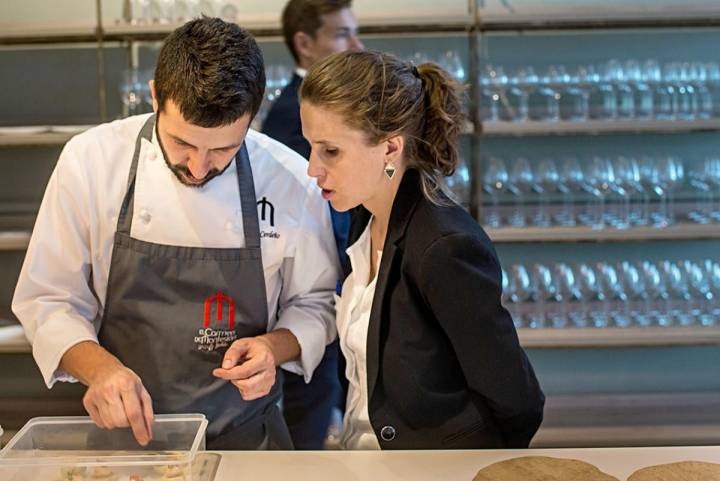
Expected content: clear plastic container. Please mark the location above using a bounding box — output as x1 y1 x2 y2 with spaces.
0 414 208 481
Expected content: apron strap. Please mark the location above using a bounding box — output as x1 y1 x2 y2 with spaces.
116 115 156 235
236 143 261 249
115 115 262 250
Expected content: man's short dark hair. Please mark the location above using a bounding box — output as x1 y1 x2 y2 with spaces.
154 17 265 127
282 0 352 64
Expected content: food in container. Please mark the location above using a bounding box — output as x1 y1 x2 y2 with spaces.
0 415 207 481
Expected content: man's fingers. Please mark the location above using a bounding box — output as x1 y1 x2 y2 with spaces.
96 398 120 430
106 394 132 429
120 387 150 446
140 388 155 441
231 369 276 401
221 340 250 370
83 395 105 429
213 355 264 381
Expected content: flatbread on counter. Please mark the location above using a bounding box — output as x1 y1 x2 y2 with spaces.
473 456 619 481
628 461 720 481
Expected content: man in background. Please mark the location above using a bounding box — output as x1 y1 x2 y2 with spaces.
262 0 363 449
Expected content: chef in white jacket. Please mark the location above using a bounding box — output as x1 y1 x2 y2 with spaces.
12 18 339 450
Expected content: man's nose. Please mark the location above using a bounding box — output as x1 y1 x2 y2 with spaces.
187 152 212 179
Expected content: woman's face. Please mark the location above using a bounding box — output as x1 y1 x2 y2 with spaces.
301 102 389 212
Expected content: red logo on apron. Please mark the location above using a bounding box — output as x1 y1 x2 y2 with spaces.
204 291 236 330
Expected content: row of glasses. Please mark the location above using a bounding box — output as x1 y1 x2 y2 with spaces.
124 0 238 24
407 50 467 83
446 158 471 205
688 156 720 224
502 259 720 329
481 155 687 229
480 60 720 122
119 68 154 117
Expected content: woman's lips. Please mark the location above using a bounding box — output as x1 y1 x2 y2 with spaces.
321 188 334 200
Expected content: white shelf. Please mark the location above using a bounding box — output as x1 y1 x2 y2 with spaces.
0 231 31 250
519 325 720 348
0 22 97 44
486 223 720 243
101 16 470 42
481 118 720 136
476 2 720 29
0 126 92 147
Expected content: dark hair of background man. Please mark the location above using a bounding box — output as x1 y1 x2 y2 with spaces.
282 0 353 64
154 17 266 128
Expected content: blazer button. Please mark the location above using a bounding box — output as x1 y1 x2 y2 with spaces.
380 425 396 442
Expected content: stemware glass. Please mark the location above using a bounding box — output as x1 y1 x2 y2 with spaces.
605 59 635 120
577 263 604 328
586 64 617 120
645 60 675 120
535 158 562 227
625 59 653 120
508 157 534 227
482 157 509 228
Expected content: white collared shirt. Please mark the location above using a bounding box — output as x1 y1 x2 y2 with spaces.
12 113 340 387
336 219 381 450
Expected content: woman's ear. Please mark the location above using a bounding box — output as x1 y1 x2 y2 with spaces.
385 134 405 163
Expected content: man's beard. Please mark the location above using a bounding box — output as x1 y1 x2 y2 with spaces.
156 118 233 188
163 155 230 188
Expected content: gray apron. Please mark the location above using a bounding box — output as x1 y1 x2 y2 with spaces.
98 115 292 450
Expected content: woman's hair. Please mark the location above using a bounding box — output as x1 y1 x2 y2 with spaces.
299 50 464 204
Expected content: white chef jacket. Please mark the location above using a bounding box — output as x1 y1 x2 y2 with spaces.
12 113 340 388
336 219 381 450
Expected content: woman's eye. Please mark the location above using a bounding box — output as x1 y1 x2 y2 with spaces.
325 148 338 156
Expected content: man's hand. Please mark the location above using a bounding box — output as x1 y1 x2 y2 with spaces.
212 337 278 400
83 364 154 446
212 329 300 401
60 341 154 446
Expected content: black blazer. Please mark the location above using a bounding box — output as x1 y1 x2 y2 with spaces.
344 169 544 449
261 73 311 159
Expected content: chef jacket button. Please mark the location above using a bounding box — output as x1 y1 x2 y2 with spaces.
380 425 396 442
147 151 157 161
139 210 152 224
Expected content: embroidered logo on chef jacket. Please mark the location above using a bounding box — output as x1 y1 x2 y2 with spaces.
194 291 238 352
257 196 280 239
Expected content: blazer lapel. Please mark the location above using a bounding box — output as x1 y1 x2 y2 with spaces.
366 169 424 403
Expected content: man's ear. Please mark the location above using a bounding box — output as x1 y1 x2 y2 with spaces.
149 79 159 113
293 31 316 66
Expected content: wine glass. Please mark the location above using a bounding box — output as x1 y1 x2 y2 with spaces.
482 157 509 228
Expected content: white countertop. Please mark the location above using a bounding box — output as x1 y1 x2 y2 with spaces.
210 446 720 481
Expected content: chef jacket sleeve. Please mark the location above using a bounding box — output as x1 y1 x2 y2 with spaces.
273 185 340 383
12 138 101 388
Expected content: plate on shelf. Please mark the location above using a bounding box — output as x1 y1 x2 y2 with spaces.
50 125 95 134
0 126 51 135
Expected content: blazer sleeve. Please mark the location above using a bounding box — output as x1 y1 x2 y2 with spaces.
418 232 545 447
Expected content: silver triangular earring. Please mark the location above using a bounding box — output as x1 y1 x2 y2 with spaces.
384 162 396 179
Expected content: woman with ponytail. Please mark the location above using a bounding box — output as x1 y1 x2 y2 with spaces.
299 50 544 449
